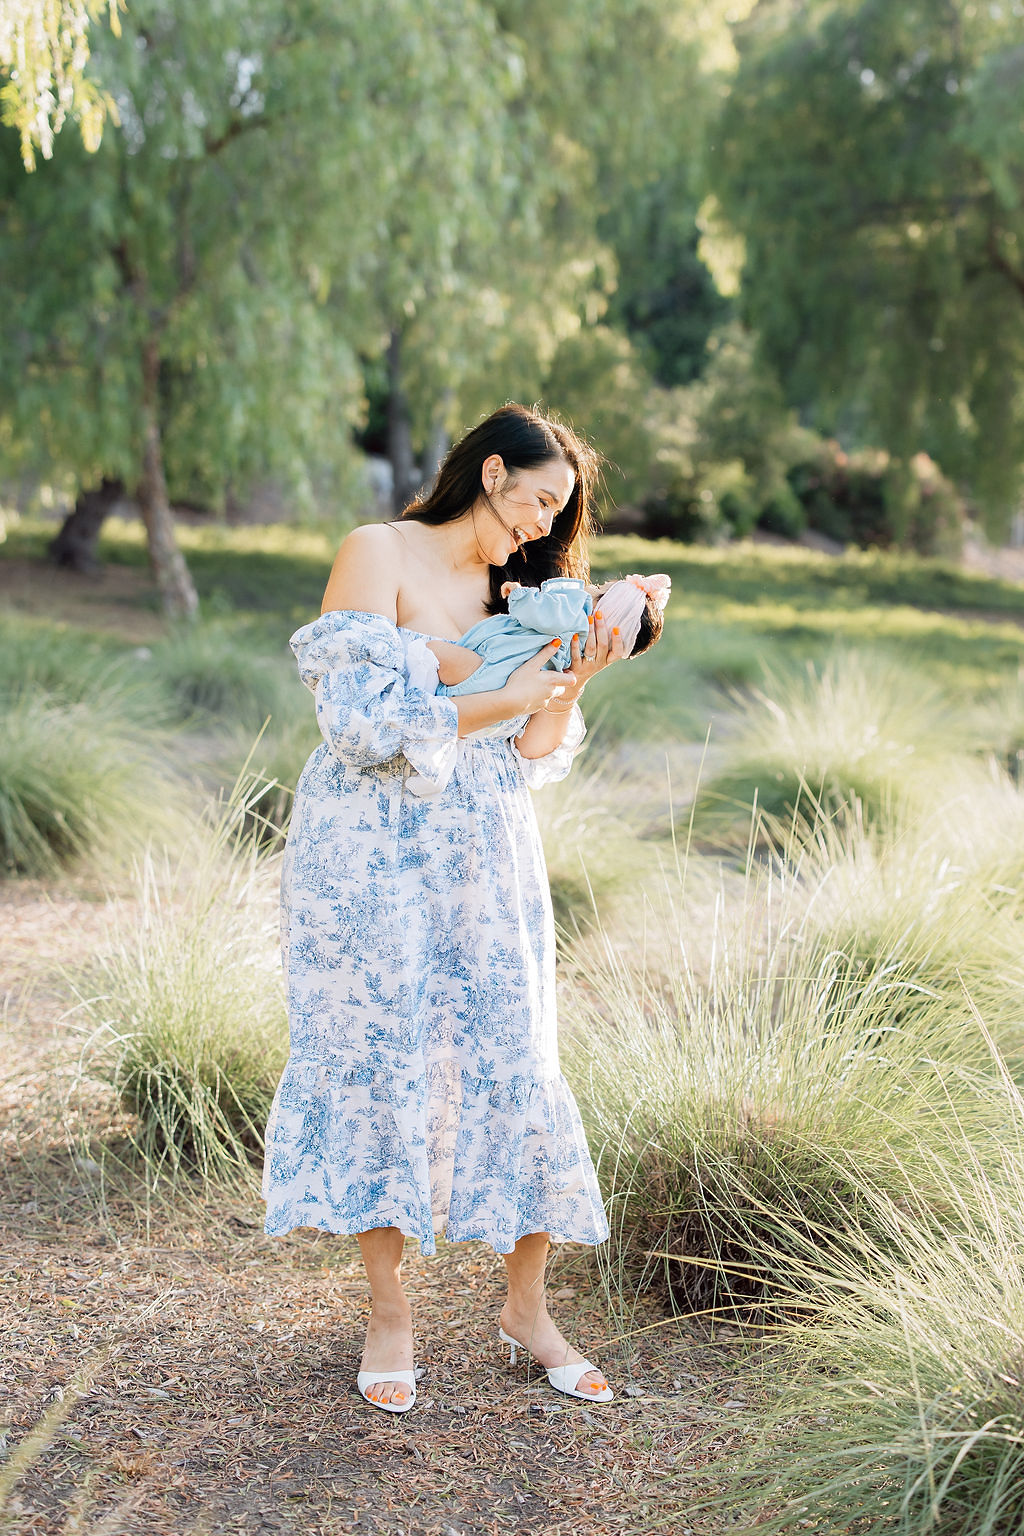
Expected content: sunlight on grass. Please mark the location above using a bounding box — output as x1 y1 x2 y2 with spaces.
70 797 288 1190
697 1039 1024 1534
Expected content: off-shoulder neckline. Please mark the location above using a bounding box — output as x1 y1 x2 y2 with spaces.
317 606 472 646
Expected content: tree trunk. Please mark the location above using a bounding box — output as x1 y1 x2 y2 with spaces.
48 478 125 572
386 328 421 514
421 389 453 491
138 340 199 621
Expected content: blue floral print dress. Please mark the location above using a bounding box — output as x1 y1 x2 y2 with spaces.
261 608 610 1257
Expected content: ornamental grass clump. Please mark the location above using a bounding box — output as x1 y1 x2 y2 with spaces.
562 829 1003 1320
0 692 169 876
73 805 288 1189
691 650 965 840
703 1056 1024 1536
0 613 157 715
780 793 1024 1065
148 621 299 731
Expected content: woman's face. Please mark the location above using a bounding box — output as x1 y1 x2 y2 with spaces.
477 454 575 563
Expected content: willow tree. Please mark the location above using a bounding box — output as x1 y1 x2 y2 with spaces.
0 0 120 169
708 0 1024 533
0 0 537 613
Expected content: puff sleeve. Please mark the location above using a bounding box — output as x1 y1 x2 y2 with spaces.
510 701 587 789
290 610 459 791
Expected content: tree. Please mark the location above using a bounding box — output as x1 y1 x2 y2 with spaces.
0 0 120 169
368 0 735 503
708 0 1024 533
0 0 531 612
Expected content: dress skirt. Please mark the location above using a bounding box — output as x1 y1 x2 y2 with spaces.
260 609 609 1256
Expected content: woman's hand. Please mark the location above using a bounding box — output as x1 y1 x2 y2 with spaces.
503 640 579 716
550 607 624 709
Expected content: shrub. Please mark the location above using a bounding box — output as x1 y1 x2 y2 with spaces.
789 441 966 558
72 808 288 1188
0 693 169 876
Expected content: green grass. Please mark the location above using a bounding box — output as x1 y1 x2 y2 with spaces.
689 650 975 838
562 803 1011 1319
71 799 288 1188
699 1058 1024 1534
0 692 175 876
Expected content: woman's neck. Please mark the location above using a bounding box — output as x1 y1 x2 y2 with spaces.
417 507 492 574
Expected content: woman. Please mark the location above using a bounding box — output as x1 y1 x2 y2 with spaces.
262 404 623 1414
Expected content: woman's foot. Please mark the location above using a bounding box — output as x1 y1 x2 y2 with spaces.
499 1299 609 1396
359 1299 415 1406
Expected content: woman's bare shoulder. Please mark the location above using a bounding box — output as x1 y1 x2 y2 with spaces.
321 523 407 618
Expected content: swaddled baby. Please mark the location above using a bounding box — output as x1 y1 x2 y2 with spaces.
421 572 671 697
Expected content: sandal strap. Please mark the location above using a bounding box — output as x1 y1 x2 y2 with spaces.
357 1369 417 1390
547 1359 602 1394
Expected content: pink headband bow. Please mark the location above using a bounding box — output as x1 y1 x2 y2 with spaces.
625 573 671 612
596 572 672 657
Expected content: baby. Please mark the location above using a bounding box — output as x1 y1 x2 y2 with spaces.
426 573 671 697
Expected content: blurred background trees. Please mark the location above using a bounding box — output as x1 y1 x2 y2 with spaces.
1 0 1023 613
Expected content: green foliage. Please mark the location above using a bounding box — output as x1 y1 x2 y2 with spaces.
541 327 670 513
0 0 121 169
710 0 1024 533
789 441 966 557
603 174 730 388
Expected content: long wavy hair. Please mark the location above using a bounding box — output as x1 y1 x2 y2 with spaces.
396 403 600 615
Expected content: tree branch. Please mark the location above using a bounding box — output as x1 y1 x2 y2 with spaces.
203 112 273 158
987 225 1024 302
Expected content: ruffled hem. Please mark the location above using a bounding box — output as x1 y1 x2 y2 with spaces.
261 1054 609 1257
260 1207 589 1257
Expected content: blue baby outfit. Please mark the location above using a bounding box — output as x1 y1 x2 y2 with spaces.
437 578 592 697
261 609 609 1257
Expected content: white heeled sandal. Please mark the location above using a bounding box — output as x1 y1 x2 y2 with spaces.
356 1368 417 1414
498 1326 614 1403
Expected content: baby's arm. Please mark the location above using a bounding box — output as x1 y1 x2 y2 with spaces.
426 638 483 686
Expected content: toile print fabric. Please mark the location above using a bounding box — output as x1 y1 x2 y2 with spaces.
261 608 609 1256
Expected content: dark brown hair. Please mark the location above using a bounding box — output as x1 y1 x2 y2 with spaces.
632 595 664 657
397 403 600 615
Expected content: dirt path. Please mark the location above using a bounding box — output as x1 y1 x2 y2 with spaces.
1 885 741 1536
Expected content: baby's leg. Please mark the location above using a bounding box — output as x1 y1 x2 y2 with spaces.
426 639 483 687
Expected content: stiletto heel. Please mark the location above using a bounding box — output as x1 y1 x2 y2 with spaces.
498 1324 520 1365
497 1325 614 1403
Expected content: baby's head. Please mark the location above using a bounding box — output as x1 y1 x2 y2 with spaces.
589 573 670 658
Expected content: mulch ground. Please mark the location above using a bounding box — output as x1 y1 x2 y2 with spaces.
1 889 749 1536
